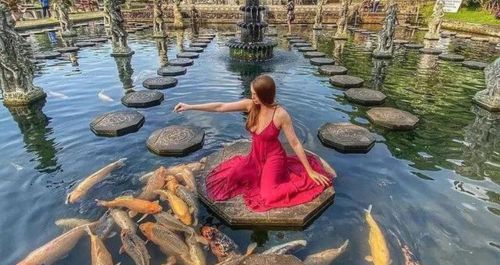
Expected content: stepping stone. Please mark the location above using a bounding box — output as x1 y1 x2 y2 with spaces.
266 33 278 37
32 30 45 34
169 58 194 67
304 51 325 58
143 77 178 89
20 33 30 37
319 65 348 75
193 39 211 44
126 29 136 33
221 32 236 36
462 60 488 70
199 33 215 38
177 52 199 59
344 88 386 105
286 35 301 40
329 75 364 88
419 48 443 55
367 107 419 130
34 52 61 59
75 41 96 47
183 47 204 53
90 110 145 137
157 66 187 76
438 53 465 62
121 90 164 108
89 38 108 43
147 125 205 156
293 43 311 47
442 31 456 36
418 27 428 31
441 32 451 38
56 47 80 53
289 39 305 44
190 42 208 48
456 34 472 39
403 43 424 49
297 47 316 52
471 37 489 42
318 122 375 153
310 57 335 66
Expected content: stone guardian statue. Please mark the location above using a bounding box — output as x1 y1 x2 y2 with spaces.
104 0 134 56
313 0 326 30
474 57 500 112
334 0 352 40
153 0 167 38
424 0 444 40
372 0 397 58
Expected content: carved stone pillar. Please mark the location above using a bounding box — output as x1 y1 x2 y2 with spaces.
333 0 351 40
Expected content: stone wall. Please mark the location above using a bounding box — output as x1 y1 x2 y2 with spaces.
442 21 500 38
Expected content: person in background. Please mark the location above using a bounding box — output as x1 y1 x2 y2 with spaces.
40 0 50 18
372 0 381 12
286 0 295 35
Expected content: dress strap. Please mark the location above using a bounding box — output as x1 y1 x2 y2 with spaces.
272 106 278 120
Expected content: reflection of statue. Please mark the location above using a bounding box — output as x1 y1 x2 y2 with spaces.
104 0 134 56
176 30 185 50
190 5 200 36
8 100 58 173
334 0 351 40
313 0 326 30
0 3 46 106
173 0 185 29
54 0 76 37
474 57 500 112
372 1 397 58
311 29 320 49
371 59 389 90
156 38 168 67
153 0 167 38
424 0 444 40
333 40 346 63
113 55 134 91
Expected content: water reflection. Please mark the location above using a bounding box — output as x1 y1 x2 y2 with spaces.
113 55 134 91
156 38 169 67
370 58 389 90
333 39 346 64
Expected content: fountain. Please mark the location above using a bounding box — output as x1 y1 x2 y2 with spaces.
104 0 134 57
153 0 167 38
227 0 276 61
473 57 500 112
0 3 46 106
372 1 397 59
333 0 352 40
424 0 444 40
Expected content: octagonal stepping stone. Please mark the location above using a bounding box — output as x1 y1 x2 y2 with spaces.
438 53 465 62
419 48 443 55
126 29 136 33
34 51 61 59
456 34 472 39
367 107 419 130
289 39 305 44
90 110 145 137
462 60 488 70
196 140 335 228
190 42 208 48
199 33 215 38
143 77 178 89
329 75 364 88
304 51 326 58
293 43 311 47
319 65 348 75
297 47 316 52
75 41 96 47
310 57 335 66
183 47 204 53
286 35 301 40
344 88 386 105
89 38 108 43
194 39 211 44
157 66 187 76
169 58 194 67
404 43 424 49
147 125 204 156
221 32 236 36
121 90 164 108
318 122 375 153
56 46 80 53
394 39 410 45
177 52 199 59
20 33 31 37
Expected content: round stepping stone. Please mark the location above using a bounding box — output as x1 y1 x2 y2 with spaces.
462 60 488 70
394 39 410 45
157 66 187 76
297 47 316 52
266 33 278 37
56 47 80 53
89 38 108 43
419 48 443 55
20 33 30 37
304 51 326 58
367 107 419 130
438 53 465 62
90 110 145 137
456 34 472 39
194 39 211 44
177 52 199 59
293 43 311 47
190 42 208 48
34 51 61 59
147 125 205 156
329 75 364 88
441 32 451 38
199 33 215 38
183 47 204 53
143 77 178 89
471 37 489 42
121 90 164 108
310 57 335 66
289 39 305 44
221 32 236 36
169 58 194 67
75 41 96 47
319 65 348 75
403 43 424 49
126 29 136 33
344 88 386 105
318 122 375 153
286 35 301 40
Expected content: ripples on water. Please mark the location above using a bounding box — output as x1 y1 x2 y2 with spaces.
1 22 499 264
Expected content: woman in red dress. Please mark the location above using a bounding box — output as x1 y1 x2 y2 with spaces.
174 75 333 212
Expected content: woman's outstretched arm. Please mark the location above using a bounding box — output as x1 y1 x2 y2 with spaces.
174 99 252 113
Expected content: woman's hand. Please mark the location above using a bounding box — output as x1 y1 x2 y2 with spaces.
308 170 331 187
174 102 191 112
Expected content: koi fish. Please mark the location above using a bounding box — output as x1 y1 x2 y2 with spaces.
154 190 192 225
303 239 349 265
96 196 162 215
364 205 390 265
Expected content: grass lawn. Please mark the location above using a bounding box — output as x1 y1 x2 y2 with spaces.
422 4 500 26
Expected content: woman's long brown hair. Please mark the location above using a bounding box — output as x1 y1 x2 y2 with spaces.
246 75 277 131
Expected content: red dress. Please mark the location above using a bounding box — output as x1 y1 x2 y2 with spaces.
206 109 333 212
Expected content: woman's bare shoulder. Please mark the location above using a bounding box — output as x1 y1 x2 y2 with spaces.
275 106 291 125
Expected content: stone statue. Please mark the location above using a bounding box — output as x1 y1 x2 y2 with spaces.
474 57 500 112
54 0 76 37
334 0 352 40
173 0 185 29
424 0 444 40
313 0 326 30
104 0 134 56
372 0 397 58
0 2 45 106
190 4 200 35
153 0 167 37
156 38 168 67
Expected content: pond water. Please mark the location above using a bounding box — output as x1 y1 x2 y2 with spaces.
1 22 499 265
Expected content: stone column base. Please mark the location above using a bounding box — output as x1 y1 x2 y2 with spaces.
111 48 135 57
372 50 393 59
473 89 500 112
2 87 46 107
